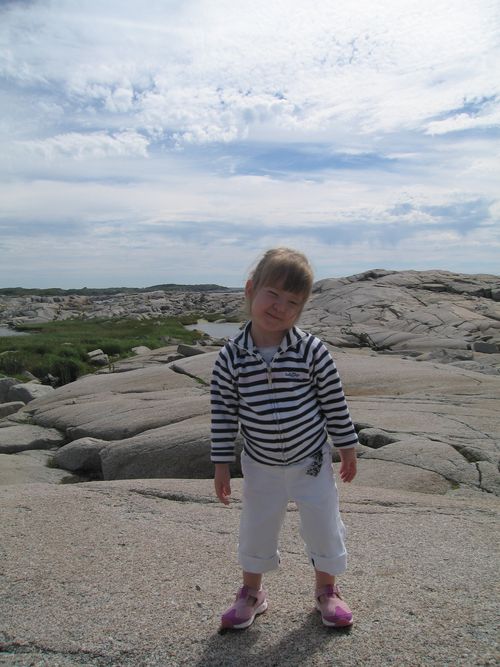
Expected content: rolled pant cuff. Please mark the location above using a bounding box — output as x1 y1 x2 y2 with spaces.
238 551 280 574
309 551 347 576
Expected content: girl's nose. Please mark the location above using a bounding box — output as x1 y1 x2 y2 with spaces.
273 297 286 313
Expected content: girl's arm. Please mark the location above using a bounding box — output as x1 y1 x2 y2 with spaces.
210 348 239 463
312 340 359 450
339 447 357 482
214 463 232 505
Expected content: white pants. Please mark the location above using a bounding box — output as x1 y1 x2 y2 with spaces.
238 446 347 576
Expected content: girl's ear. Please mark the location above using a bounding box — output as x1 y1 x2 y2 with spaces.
245 279 254 300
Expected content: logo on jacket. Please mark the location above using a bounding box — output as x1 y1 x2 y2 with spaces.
285 371 300 378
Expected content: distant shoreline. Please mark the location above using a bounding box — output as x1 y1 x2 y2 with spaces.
0 285 242 297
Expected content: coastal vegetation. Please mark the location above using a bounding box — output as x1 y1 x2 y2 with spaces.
0 316 205 386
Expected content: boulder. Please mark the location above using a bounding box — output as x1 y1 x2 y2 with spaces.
360 437 480 489
7 382 54 404
0 377 18 402
22 364 211 442
53 437 107 474
131 345 152 355
171 351 219 384
0 423 66 454
0 401 25 418
31 388 209 441
87 348 105 359
100 416 243 480
87 350 109 366
25 364 196 403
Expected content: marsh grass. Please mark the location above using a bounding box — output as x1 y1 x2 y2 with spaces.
0 317 202 386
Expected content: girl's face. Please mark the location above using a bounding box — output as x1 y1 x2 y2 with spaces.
245 280 306 343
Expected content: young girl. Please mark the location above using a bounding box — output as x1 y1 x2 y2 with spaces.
211 248 358 630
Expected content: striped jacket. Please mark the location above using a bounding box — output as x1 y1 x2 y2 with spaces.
210 322 359 465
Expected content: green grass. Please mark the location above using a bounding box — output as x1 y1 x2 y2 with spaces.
0 317 203 387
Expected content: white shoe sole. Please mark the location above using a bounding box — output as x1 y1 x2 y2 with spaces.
232 600 268 629
315 602 353 627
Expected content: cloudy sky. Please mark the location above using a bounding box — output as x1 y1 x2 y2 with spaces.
1 0 499 288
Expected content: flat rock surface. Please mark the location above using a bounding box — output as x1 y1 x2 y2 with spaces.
0 478 498 667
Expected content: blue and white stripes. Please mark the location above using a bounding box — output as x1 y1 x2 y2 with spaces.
211 322 358 465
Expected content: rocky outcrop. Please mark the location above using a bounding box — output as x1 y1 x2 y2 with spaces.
0 345 498 496
1 269 499 494
0 289 244 327
301 269 500 373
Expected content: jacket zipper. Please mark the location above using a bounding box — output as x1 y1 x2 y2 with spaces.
266 361 286 463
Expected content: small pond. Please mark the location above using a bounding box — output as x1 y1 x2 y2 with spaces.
185 320 243 339
0 326 29 337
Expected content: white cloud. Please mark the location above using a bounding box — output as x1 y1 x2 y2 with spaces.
426 109 500 135
2 0 499 144
0 0 499 286
19 130 150 160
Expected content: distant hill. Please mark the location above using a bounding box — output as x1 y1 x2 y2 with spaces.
0 284 240 297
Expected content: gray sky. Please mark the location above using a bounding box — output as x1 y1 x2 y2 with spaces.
1 0 499 287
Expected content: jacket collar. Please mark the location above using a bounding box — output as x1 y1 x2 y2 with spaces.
233 321 307 355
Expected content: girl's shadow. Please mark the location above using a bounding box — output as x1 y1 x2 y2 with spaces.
194 609 352 667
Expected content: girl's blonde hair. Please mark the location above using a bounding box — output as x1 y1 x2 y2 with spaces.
249 248 314 298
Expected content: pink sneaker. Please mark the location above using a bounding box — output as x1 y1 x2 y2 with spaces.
315 584 353 627
220 585 268 629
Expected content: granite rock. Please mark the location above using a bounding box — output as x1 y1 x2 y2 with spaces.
0 479 498 667
53 436 107 474
0 377 18 402
0 401 25 418
7 382 55 404
1 270 498 495
0 422 66 453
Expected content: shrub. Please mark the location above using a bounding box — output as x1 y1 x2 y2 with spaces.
0 352 26 376
51 358 86 384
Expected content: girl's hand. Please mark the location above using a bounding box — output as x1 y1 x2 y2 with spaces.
214 464 232 505
339 448 357 483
